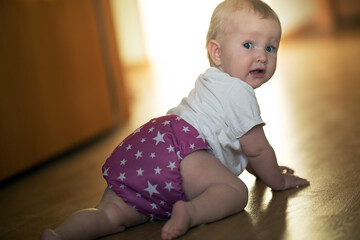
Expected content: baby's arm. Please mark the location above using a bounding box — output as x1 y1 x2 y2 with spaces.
240 125 310 191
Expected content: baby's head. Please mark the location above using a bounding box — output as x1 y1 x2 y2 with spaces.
206 0 282 88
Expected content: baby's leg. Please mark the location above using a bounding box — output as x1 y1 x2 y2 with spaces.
41 187 148 240
161 150 248 240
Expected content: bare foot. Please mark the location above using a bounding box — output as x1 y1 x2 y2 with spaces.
161 200 193 240
40 229 61 240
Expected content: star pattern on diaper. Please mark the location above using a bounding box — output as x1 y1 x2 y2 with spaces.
144 181 160 197
154 166 162 175
102 116 211 220
103 167 109 176
137 168 144 176
167 161 177 171
135 150 143 159
164 182 174 192
153 131 166 145
118 172 126 182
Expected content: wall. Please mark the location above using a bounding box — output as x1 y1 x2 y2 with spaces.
270 0 314 35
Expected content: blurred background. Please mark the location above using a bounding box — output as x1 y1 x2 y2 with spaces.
1 0 359 182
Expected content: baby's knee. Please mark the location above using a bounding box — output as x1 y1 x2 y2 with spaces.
40 229 61 240
231 179 249 208
98 197 149 228
98 202 126 230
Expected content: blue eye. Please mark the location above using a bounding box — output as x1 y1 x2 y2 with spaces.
266 46 276 53
243 42 253 49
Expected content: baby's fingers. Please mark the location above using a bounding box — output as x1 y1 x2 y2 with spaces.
280 166 294 174
295 176 310 187
284 174 310 190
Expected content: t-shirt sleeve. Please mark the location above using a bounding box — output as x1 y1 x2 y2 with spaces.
222 81 264 138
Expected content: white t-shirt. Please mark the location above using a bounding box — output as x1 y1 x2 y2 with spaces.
168 67 264 175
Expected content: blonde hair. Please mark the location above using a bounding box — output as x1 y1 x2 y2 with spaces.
206 0 281 65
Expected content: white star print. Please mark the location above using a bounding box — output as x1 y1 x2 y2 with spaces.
167 161 177 171
148 127 155 133
160 200 165 205
162 120 171 126
190 143 195 149
152 120 157 123
140 138 146 143
103 167 109 176
120 184 126 189
164 182 174 192
182 126 190 133
132 127 142 135
176 117 181 120
167 145 174 153
118 142 124 147
136 193 142 198
126 144 132 151
150 152 156 159
154 166 162 175
177 151 182 160
120 159 127 165
144 181 159 197
135 150 143 159
150 203 158 209
136 168 144 176
153 131 165 145
197 134 206 143
166 212 171 217
118 172 126 182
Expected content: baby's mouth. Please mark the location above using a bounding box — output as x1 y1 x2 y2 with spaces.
249 69 265 77
250 69 264 74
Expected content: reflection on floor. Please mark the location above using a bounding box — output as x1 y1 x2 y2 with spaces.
1 29 360 240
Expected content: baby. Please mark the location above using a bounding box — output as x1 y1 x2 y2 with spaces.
41 0 310 240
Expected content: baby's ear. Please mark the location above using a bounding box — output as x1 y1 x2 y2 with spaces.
207 40 221 67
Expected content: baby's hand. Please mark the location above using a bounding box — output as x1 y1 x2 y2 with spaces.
280 166 310 190
279 166 294 174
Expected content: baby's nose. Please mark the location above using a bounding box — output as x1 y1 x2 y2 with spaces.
255 49 268 63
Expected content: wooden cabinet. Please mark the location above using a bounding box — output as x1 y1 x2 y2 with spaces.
0 0 129 181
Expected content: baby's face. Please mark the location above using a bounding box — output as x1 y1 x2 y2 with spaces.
218 10 281 88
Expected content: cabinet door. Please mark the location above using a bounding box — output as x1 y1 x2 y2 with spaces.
0 0 126 181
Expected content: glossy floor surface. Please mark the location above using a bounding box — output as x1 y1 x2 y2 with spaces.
1 30 360 240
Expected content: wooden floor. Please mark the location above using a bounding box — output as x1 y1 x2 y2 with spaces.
1 29 360 240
